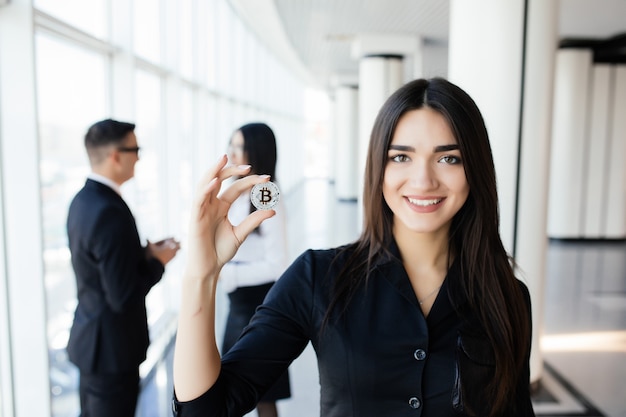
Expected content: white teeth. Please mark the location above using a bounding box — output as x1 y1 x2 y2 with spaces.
407 197 442 206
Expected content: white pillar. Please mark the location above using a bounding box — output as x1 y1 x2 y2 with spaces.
449 0 525 250
515 0 558 387
548 50 626 240
605 65 626 238
547 49 593 238
328 92 337 185
355 56 403 228
408 37 425 80
584 64 613 238
334 85 359 201
351 33 419 227
0 1 52 416
449 0 557 384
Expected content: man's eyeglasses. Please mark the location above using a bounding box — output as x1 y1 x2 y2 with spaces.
117 146 141 155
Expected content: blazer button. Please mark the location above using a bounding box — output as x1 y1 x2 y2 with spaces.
408 396 421 409
413 348 427 361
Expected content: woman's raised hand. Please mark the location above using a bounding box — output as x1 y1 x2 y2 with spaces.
174 154 275 401
184 154 276 282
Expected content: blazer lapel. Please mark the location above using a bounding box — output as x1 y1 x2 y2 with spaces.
375 240 461 325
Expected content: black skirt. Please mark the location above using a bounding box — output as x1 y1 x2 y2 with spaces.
222 282 291 402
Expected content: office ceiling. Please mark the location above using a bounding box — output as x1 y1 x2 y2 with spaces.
229 0 626 91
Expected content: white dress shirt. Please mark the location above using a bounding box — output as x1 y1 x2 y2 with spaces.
219 191 288 293
88 172 122 195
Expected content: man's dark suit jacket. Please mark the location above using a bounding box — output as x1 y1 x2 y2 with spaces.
66 178 165 374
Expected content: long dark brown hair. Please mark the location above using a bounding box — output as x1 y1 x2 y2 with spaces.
326 77 531 415
232 122 278 233
238 122 278 180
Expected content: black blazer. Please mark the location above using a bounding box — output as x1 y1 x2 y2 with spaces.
173 243 535 417
66 179 164 374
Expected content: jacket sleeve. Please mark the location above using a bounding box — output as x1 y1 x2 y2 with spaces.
173 250 316 416
92 204 164 312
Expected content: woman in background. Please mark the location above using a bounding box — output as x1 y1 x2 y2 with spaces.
220 122 290 417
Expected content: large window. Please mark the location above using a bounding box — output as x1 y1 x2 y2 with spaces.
36 33 109 416
133 0 161 63
35 0 107 38
1 1 309 416
128 69 165 240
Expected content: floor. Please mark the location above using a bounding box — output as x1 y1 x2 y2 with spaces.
58 177 626 417
538 239 626 416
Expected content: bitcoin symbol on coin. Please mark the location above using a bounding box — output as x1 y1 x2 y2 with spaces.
250 181 280 210
260 188 272 204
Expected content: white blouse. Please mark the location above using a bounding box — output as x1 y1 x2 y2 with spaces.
219 191 288 293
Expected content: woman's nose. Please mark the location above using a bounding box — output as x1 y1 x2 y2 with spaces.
410 160 437 189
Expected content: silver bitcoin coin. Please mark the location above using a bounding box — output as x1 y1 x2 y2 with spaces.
250 181 280 210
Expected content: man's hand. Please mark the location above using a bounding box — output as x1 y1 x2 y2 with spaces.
148 237 181 266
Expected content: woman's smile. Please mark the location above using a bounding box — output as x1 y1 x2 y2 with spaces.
383 107 469 236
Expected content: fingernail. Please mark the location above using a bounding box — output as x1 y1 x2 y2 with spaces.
238 165 251 169
259 175 270 179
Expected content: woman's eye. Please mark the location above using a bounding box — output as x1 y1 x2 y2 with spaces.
439 155 461 164
390 154 410 163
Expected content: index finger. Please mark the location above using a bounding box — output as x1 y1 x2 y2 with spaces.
193 156 251 204
219 174 271 205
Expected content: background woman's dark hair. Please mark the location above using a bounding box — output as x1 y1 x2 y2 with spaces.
238 122 277 179
326 77 531 416
236 122 278 231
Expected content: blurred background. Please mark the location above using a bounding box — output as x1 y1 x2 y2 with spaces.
0 0 625 416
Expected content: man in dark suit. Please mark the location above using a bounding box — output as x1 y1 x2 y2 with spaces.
66 119 180 417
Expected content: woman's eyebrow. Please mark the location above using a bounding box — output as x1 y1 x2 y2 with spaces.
434 144 459 152
388 144 459 152
389 144 414 152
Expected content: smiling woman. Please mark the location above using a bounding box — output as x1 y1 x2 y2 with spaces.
172 77 536 417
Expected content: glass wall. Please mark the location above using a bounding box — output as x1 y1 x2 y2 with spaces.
1 0 309 415
35 33 109 411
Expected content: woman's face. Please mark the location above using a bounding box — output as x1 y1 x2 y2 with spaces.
382 108 469 237
228 130 247 166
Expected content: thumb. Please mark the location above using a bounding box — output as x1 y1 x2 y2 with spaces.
233 209 276 242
